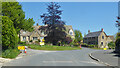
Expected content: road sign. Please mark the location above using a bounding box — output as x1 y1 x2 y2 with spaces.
40 42 44 45
42 39 45 42
18 46 25 50
103 48 107 50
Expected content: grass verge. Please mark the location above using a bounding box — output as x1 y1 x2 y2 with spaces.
91 48 103 50
25 44 82 51
2 48 20 59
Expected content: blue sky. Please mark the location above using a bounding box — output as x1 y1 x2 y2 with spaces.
19 2 118 36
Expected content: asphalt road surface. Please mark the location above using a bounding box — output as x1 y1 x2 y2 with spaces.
3 47 105 66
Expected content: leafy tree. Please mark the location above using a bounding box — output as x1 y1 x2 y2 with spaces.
74 30 83 44
116 33 120 39
40 2 66 45
2 2 25 34
22 18 35 32
2 2 35 43
2 16 19 50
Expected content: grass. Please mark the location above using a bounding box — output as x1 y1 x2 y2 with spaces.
2 48 20 59
91 47 103 50
25 44 82 51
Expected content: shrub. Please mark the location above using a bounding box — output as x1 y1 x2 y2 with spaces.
74 42 80 47
108 42 115 48
38 39 40 42
35 41 39 45
2 16 19 50
64 37 72 44
29 40 33 42
2 48 20 59
19 41 26 44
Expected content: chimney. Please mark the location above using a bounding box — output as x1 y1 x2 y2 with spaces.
101 28 104 32
88 30 90 33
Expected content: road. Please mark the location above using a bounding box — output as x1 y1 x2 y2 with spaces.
2 47 105 66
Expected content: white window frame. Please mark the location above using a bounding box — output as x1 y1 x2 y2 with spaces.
33 37 38 40
69 29 73 36
23 36 26 40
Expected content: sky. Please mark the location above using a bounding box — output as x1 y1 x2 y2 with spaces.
18 2 118 36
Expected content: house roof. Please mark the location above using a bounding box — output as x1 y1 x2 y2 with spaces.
107 36 115 41
20 30 31 36
84 31 102 38
20 25 74 37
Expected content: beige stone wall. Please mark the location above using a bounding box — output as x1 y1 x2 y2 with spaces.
20 36 23 41
30 31 40 42
83 37 98 45
98 32 108 48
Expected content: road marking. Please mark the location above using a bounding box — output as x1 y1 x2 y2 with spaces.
43 61 73 63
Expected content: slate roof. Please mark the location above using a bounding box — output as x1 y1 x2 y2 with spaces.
20 25 74 37
20 30 31 36
84 31 102 38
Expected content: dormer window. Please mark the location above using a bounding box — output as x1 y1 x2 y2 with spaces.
69 29 73 36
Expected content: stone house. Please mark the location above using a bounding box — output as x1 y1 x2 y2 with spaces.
20 25 75 43
83 28 115 48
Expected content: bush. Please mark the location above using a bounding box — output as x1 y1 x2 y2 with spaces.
35 41 39 45
64 37 72 44
19 41 26 44
29 40 33 42
2 48 20 59
81 43 88 47
2 16 19 50
108 42 115 48
38 39 40 42
74 42 80 47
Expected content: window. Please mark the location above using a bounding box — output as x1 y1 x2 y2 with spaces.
70 32 73 35
33 37 38 40
40 37 44 40
69 29 73 35
23 31 26 34
102 36 104 39
23 36 26 40
92 37 95 39
101 42 103 45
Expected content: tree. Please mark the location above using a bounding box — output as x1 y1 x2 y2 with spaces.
2 16 19 50
40 2 66 45
2 2 35 43
2 2 25 34
22 18 35 32
108 42 115 49
116 33 120 39
74 30 83 44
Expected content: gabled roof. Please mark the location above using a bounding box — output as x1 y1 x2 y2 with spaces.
84 31 102 38
20 30 31 36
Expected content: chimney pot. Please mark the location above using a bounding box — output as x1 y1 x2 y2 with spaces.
88 30 90 33
101 28 103 31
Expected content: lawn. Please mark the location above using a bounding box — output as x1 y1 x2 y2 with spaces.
25 44 82 51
